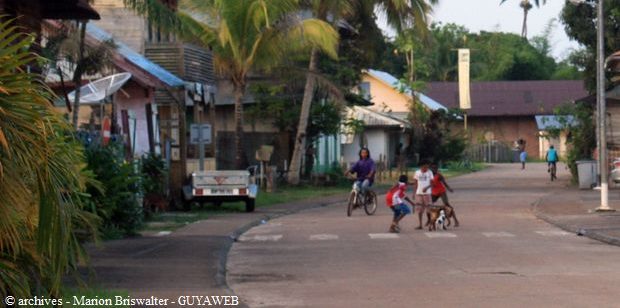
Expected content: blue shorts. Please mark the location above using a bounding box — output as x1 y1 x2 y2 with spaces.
391 203 411 218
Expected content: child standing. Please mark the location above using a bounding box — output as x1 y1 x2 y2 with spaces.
413 161 434 230
520 150 527 170
386 175 414 233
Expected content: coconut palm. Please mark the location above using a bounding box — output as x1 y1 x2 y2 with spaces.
500 0 547 38
286 0 439 185
0 18 98 297
125 0 339 169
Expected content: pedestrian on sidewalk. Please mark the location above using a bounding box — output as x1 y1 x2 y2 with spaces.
413 161 433 230
424 163 460 227
520 150 527 170
386 175 414 233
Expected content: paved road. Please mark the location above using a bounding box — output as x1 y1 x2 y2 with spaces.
227 163 620 308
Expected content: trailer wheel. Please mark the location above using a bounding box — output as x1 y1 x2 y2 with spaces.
245 198 255 212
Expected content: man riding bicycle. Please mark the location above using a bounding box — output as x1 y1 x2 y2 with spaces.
546 145 559 179
344 147 376 201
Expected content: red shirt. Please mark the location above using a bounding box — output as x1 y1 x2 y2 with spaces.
431 173 446 196
386 185 406 207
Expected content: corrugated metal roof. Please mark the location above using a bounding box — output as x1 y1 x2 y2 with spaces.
535 115 576 130
346 106 408 128
425 80 588 117
366 69 448 111
86 23 185 88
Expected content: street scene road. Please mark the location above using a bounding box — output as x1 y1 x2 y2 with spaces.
228 163 620 308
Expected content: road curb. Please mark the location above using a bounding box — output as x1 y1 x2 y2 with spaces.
215 194 349 306
532 195 620 247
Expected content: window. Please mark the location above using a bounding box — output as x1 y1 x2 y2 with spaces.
359 82 371 100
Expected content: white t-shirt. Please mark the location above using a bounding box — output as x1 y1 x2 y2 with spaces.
414 169 434 195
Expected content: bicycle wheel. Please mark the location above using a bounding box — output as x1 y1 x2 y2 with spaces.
364 191 377 215
347 191 356 217
551 165 557 181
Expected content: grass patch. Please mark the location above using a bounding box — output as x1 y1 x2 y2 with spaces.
62 287 130 307
442 162 487 178
141 184 354 232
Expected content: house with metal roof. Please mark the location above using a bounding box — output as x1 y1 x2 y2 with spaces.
361 69 447 120
424 80 588 160
46 22 187 159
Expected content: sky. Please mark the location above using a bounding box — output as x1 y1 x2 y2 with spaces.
380 0 583 60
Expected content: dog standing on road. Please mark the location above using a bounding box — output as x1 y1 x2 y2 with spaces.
426 205 453 231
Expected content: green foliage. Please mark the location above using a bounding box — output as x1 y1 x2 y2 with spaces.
141 153 167 195
0 18 98 298
551 102 596 181
246 84 300 132
84 141 143 238
388 22 582 82
561 0 620 92
247 84 343 141
419 109 468 163
308 99 343 140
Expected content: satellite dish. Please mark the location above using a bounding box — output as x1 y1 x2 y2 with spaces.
67 72 132 105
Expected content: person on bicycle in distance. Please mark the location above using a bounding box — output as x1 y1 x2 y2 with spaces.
546 145 559 177
345 147 376 202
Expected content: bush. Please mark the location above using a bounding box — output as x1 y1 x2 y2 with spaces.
83 140 143 238
141 153 167 195
550 102 595 182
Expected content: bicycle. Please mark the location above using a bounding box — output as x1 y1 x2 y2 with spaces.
548 162 557 181
346 180 377 217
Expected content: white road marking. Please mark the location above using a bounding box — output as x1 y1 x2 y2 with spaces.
309 234 339 241
482 232 516 238
156 231 172 236
536 230 571 237
425 232 457 238
369 233 400 239
239 234 283 242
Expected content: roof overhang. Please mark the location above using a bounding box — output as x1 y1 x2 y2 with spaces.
41 0 100 20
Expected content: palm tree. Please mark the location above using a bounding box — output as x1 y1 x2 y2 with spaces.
124 0 339 169
500 0 547 38
286 0 439 185
0 19 98 298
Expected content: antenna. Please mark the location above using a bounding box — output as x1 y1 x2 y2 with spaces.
67 72 132 104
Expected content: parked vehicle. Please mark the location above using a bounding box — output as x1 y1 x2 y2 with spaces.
611 158 620 184
183 167 258 212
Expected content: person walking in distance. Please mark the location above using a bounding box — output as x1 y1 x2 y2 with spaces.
386 175 414 233
520 150 527 170
412 161 433 230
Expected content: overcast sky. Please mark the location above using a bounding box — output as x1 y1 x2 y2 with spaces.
380 0 583 60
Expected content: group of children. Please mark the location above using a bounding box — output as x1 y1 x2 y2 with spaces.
385 162 460 233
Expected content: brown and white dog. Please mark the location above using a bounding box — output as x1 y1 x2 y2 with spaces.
426 205 454 231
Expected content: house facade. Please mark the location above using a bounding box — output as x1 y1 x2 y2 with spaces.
424 80 588 160
314 69 448 172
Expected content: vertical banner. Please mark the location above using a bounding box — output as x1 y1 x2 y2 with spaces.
458 49 471 110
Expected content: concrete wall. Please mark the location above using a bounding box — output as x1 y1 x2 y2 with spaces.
114 81 154 157
341 128 391 168
451 116 542 158
362 74 411 114
539 131 568 159
92 0 147 54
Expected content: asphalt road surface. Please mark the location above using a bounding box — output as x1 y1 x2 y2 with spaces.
227 163 620 308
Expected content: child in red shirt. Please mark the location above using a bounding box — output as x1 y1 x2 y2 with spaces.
386 175 415 233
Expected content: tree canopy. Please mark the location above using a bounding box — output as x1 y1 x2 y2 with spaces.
381 22 582 82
